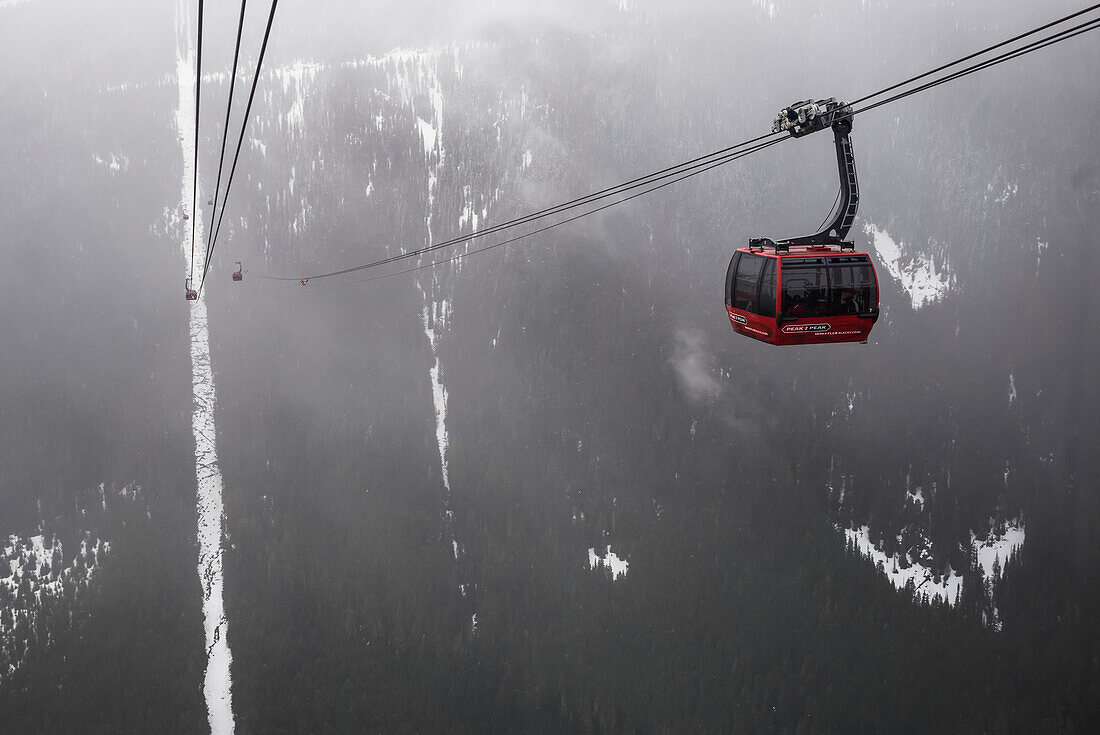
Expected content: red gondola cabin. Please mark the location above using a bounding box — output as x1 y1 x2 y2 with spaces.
232 261 243 282
727 98 880 345
725 245 878 345
185 277 198 301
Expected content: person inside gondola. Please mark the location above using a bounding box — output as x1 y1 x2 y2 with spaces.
787 294 807 317
838 288 858 314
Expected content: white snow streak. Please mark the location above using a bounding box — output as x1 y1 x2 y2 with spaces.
275 61 320 137
393 51 468 576
239 48 471 588
422 300 452 497
176 5 234 731
417 116 438 156
190 297 234 735
1035 237 1049 270
752 0 778 20
408 57 453 494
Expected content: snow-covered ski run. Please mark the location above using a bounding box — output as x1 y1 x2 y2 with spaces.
176 2 234 732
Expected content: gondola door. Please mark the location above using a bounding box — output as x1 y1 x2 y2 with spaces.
725 250 780 344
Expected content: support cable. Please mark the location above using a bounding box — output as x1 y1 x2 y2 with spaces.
203 0 249 278
849 16 1100 119
263 131 786 282
199 0 280 294
310 138 787 287
847 2 1100 110
188 0 205 280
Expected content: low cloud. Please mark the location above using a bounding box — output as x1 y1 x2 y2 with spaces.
672 328 723 403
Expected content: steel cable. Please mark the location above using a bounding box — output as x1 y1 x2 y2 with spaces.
201 0 249 281
199 0 280 294
187 0 205 281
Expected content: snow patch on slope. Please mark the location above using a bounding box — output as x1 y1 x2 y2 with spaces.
845 519 1025 627
992 180 1017 205
1 530 108 682
864 222 953 309
845 525 963 605
972 522 1025 631
974 525 1024 582
906 487 925 509
93 153 130 173
589 545 630 579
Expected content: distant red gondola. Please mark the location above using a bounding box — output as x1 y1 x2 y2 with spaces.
232 261 243 282
725 99 879 346
185 277 198 301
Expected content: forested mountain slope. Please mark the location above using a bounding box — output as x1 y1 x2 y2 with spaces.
1 0 1097 732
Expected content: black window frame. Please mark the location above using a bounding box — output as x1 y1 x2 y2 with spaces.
758 257 777 318
825 255 877 316
780 255 878 319
780 257 827 318
731 252 766 313
725 252 741 307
